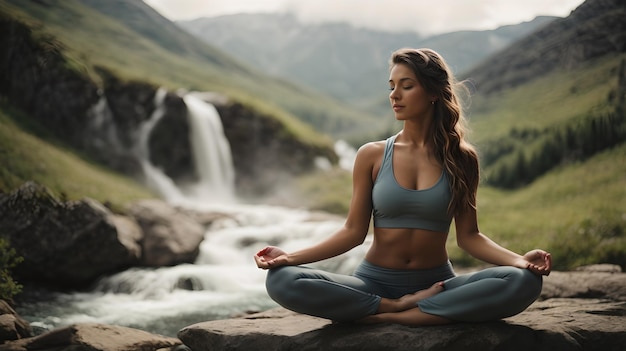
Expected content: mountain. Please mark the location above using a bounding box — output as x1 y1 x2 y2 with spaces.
177 14 556 109
462 0 626 95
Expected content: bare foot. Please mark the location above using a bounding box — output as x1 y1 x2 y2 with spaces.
356 314 381 324
395 282 445 311
375 281 445 314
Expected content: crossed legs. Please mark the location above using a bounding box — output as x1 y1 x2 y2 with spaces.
266 264 542 325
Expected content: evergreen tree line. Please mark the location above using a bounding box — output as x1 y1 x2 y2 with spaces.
484 108 625 189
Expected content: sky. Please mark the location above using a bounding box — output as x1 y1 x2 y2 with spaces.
143 0 586 36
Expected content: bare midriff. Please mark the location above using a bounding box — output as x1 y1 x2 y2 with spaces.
365 227 449 270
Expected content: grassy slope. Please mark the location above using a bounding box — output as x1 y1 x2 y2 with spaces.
468 54 619 145
0 105 155 207
448 143 626 269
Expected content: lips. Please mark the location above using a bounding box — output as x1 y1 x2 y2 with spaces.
392 104 404 111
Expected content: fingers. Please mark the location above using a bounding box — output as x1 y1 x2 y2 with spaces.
254 256 273 270
254 246 280 270
256 246 270 256
543 252 552 275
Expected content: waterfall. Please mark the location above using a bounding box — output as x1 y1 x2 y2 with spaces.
135 88 186 203
182 92 235 203
136 89 235 204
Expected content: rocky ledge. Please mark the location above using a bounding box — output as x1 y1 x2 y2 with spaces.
178 265 626 351
2 265 624 351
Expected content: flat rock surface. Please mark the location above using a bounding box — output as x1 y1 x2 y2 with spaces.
180 299 626 351
179 268 626 351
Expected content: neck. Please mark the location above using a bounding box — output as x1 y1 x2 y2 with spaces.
399 118 433 148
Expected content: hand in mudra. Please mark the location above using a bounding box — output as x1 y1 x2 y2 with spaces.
515 249 552 276
254 246 288 269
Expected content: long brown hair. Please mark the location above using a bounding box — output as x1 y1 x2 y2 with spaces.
390 48 479 215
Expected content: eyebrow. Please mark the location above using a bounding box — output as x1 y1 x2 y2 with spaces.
388 77 416 84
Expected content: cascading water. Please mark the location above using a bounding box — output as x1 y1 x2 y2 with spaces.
136 89 235 204
180 92 235 203
136 88 187 203
17 90 367 337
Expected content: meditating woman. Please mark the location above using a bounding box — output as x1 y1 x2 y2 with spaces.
254 48 551 325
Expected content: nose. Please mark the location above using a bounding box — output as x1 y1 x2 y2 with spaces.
389 87 400 101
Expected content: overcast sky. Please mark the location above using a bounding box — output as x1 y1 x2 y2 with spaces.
143 0 585 36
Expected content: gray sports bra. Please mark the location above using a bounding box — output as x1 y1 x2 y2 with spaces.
372 135 453 233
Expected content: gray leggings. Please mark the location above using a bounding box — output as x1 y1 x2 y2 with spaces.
265 260 542 322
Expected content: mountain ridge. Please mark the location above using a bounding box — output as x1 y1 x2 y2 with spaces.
177 13 557 109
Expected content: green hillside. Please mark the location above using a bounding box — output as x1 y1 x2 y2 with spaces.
472 54 625 186
449 143 626 270
469 55 619 145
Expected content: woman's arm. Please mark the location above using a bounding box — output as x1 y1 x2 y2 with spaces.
255 142 379 269
455 207 552 275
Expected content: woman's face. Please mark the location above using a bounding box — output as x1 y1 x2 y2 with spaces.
388 63 433 121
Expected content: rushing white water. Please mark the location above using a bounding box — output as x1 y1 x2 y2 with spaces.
135 88 187 203
20 203 366 337
17 91 366 337
181 92 236 203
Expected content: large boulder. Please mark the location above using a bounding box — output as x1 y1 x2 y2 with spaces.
178 266 626 351
0 323 183 351
127 199 205 267
0 300 31 343
0 182 142 288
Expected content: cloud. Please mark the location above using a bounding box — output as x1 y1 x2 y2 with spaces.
144 0 584 36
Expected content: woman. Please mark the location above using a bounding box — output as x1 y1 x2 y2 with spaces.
254 48 551 326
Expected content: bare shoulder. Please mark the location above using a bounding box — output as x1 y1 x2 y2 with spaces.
353 140 386 174
356 140 386 159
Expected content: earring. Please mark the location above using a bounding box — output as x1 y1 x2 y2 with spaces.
431 100 435 105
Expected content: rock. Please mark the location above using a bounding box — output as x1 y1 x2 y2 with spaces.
575 264 622 273
127 199 205 266
179 300 626 351
0 300 31 343
216 102 338 197
0 182 212 288
540 267 626 301
0 323 182 351
0 182 142 288
148 91 195 183
178 268 626 351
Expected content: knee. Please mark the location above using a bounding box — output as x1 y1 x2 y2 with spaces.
265 266 299 302
510 267 543 301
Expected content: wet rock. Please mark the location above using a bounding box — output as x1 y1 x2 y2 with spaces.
127 199 205 267
0 182 142 288
0 323 181 351
0 300 31 343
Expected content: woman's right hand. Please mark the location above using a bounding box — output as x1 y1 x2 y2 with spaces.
254 246 289 270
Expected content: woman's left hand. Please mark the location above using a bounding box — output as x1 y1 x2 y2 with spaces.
515 249 552 276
